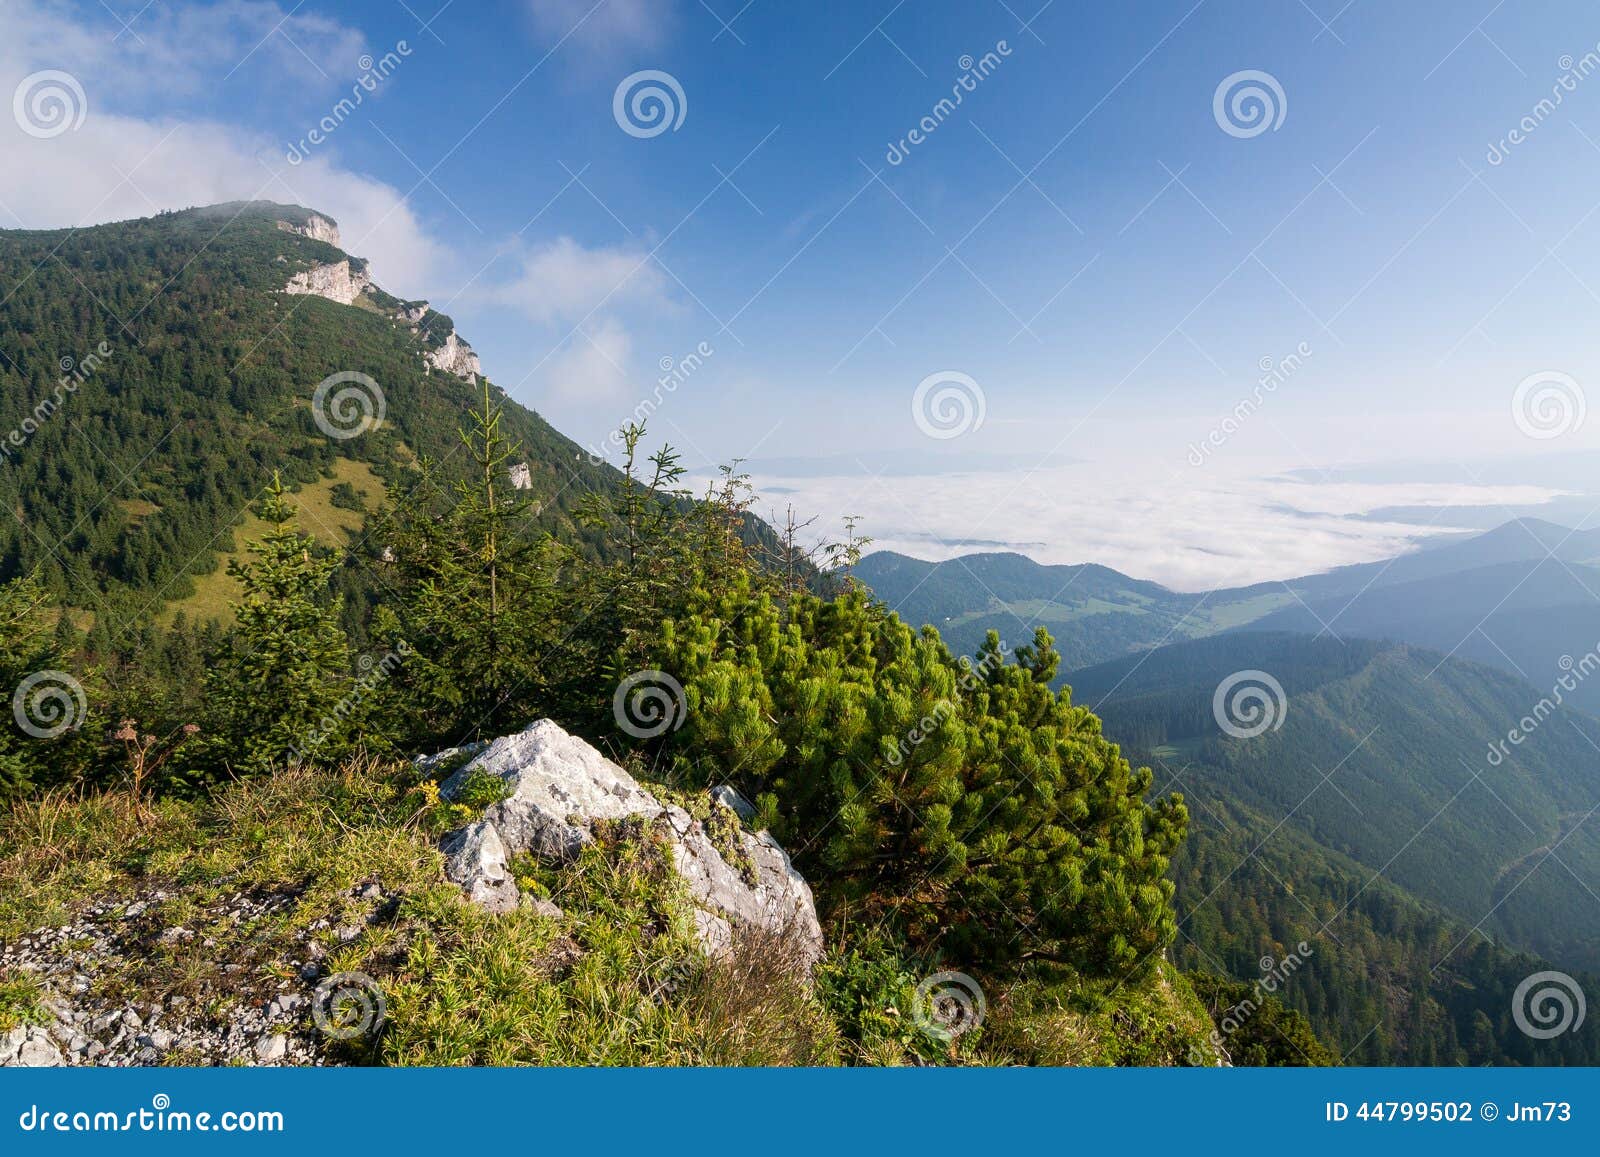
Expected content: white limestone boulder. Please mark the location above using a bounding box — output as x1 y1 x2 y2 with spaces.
424 719 822 968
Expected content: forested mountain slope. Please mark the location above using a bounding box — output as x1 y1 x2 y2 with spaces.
0 202 619 628
1070 633 1600 972
1055 631 1600 1063
1173 786 1600 1065
1238 557 1600 712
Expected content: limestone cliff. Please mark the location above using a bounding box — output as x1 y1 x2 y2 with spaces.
424 332 482 383
275 212 342 247
283 259 371 306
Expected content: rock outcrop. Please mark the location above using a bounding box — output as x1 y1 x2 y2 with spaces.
274 236 484 384
276 213 342 247
424 332 482 382
428 720 822 967
283 259 371 306
0 1025 65 1067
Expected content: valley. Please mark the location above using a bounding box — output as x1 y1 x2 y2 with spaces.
854 528 1600 1062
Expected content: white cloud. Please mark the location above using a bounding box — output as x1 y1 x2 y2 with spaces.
543 316 634 402
527 0 671 53
0 1 442 297
708 462 1570 591
485 237 674 413
8 0 366 106
489 236 669 325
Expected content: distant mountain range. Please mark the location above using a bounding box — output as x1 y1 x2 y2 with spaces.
847 550 1293 672
853 517 1600 707
853 522 1600 1062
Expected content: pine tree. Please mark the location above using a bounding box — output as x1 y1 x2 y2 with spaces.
0 572 89 799
207 474 357 773
648 576 1188 978
373 380 562 742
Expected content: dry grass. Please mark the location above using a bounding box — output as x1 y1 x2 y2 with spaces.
0 763 843 1067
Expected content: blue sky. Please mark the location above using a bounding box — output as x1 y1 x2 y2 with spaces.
6 0 1600 583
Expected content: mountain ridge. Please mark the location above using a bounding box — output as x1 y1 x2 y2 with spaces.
0 200 625 625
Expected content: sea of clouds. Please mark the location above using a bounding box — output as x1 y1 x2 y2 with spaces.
717 461 1567 591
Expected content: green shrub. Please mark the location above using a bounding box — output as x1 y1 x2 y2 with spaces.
648 574 1187 980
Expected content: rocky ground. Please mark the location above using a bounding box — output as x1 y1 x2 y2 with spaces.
1 721 826 1069
0 883 392 1067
